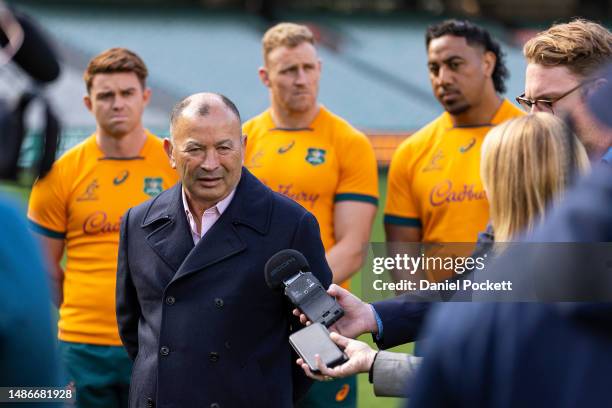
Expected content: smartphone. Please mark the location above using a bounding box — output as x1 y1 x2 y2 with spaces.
289 323 347 373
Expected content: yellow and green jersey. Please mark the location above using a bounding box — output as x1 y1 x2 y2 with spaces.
244 106 378 269
28 131 178 346
384 99 524 243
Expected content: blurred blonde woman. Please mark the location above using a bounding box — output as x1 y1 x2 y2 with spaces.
481 112 590 242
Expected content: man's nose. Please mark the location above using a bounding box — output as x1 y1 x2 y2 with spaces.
295 67 307 85
435 67 453 86
113 95 126 110
201 151 220 171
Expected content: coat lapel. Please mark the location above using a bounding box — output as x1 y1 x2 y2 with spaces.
144 184 194 277
171 168 272 282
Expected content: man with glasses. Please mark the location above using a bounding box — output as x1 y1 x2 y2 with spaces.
521 19 612 163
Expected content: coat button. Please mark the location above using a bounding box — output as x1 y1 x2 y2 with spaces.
214 298 224 308
160 346 170 356
146 398 154 408
211 403 220 408
166 296 175 305
209 352 219 362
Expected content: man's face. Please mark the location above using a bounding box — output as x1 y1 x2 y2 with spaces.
84 72 150 138
167 105 244 208
524 63 603 157
261 42 321 114
427 35 494 115
524 63 583 116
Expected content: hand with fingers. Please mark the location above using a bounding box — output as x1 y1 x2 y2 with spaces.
292 284 379 339
296 332 378 381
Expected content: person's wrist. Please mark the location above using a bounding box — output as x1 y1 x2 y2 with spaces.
365 303 378 334
367 350 380 383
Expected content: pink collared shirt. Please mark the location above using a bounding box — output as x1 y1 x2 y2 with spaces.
181 188 236 245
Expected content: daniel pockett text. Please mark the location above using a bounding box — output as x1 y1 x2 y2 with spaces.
370 254 512 293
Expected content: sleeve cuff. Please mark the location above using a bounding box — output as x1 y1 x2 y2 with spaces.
383 215 422 227
334 193 379 205
371 304 384 341
28 219 66 239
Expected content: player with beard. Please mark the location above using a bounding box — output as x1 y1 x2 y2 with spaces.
28 48 178 407
384 20 523 281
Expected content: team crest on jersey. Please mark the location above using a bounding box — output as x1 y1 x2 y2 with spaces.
423 149 444 172
305 148 326 166
77 179 99 201
144 177 163 197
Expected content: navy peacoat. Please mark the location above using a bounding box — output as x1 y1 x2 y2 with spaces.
116 168 332 408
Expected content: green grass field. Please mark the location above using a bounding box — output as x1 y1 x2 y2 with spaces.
2 171 410 408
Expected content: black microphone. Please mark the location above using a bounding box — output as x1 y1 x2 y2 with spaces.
265 249 344 327
0 10 61 83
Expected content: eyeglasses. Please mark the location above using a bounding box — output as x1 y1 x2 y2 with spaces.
515 82 588 114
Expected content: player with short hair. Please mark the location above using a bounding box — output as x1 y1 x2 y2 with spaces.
384 20 524 261
244 22 379 408
28 47 178 408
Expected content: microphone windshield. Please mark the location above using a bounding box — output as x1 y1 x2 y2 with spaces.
264 249 310 290
0 10 61 83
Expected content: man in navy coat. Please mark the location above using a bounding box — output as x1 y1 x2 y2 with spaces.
116 93 332 408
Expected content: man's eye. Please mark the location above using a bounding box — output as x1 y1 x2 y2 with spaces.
542 101 554 109
428 65 439 75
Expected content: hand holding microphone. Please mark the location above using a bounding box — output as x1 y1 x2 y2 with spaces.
292 284 380 340
264 249 344 327
265 249 348 372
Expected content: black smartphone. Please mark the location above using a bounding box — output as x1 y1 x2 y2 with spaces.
289 323 347 373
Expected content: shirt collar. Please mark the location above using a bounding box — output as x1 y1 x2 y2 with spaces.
181 187 236 218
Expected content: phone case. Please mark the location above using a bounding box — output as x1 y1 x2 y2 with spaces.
289 323 347 373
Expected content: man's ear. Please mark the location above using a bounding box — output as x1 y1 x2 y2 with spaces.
142 87 152 107
582 77 608 99
483 51 497 78
83 94 92 112
258 66 271 87
163 138 176 169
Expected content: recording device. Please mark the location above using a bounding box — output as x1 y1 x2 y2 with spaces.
264 249 344 327
0 4 60 180
289 323 347 373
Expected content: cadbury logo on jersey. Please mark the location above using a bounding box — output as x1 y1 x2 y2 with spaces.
276 183 320 209
429 180 486 207
83 211 121 235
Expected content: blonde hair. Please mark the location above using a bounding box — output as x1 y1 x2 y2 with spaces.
523 19 612 79
262 22 314 63
481 113 590 241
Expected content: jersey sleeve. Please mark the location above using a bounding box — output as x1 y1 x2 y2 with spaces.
27 162 68 239
384 142 422 228
335 130 379 206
